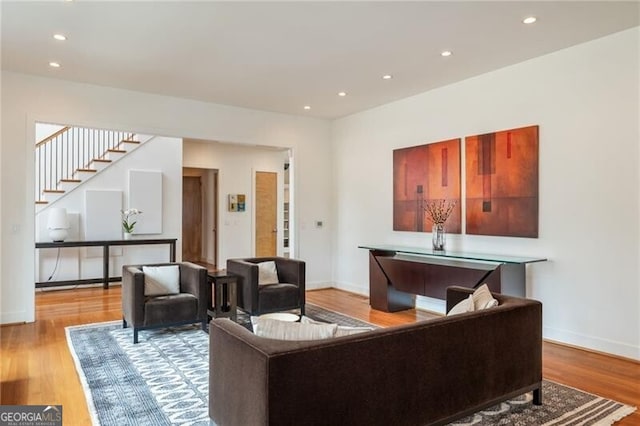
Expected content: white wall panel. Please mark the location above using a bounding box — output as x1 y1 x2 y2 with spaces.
129 170 162 234
85 190 122 240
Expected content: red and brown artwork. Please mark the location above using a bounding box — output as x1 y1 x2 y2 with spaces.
393 139 461 233
465 125 538 238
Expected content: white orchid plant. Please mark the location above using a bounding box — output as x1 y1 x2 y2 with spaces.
121 208 142 233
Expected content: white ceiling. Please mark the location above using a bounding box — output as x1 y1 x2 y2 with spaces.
2 1 638 119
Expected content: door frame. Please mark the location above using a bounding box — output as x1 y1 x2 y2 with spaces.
182 167 218 268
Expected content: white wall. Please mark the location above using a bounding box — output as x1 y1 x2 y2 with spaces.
332 28 640 360
183 140 292 267
1 72 333 323
35 136 182 283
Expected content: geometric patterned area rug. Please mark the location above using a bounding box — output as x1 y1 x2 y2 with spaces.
66 304 636 426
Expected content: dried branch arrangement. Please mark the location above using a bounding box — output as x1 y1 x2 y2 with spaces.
424 199 456 224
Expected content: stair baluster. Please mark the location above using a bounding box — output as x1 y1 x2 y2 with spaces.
35 126 137 205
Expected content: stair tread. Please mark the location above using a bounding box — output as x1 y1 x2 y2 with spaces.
35 200 49 204
77 168 97 172
93 159 112 163
108 149 127 153
43 189 65 193
122 140 140 144
60 179 81 183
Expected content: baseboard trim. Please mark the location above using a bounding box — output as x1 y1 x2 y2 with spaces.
330 281 368 297
35 282 122 292
543 326 639 361
309 284 640 362
543 337 640 365
1 310 32 325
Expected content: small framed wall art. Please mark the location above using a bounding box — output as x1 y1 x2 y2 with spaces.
228 194 246 212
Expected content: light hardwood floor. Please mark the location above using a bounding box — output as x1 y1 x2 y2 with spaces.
1 287 638 425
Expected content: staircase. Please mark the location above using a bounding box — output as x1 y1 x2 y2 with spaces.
35 125 148 210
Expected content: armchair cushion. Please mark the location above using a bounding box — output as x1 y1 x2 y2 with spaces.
142 265 180 296
144 293 198 324
258 283 300 312
257 261 279 285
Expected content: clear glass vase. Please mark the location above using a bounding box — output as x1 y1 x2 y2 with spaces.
432 223 446 251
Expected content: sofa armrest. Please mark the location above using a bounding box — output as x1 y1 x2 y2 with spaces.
209 319 269 426
227 259 260 313
180 262 208 318
274 258 305 289
122 265 145 326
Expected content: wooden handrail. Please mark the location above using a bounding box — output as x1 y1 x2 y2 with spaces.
35 126 71 148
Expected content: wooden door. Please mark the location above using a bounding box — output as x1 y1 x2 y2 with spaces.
182 176 202 262
255 171 277 257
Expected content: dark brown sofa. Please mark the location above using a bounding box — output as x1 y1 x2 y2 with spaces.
209 286 542 426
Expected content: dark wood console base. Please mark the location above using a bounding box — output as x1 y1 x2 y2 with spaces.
367 249 528 312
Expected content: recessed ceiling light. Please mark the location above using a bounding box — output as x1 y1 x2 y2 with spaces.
303 105 311 110
53 34 67 41
441 51 452 57
338 91 347 97
382 74 393 80
49 62 61 68
523 16 537 24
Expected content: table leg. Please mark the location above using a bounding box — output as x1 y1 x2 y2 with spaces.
103 244 109 289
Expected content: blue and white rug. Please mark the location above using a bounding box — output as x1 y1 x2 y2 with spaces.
66 305 635 426
65 305 373 426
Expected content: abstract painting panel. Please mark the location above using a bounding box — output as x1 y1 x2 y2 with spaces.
465 125 538 237
393 139 461 233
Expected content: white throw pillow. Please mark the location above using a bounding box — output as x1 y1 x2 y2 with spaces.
250 314 300 334
143 265 180 296
472 284 499 310
300 315 324 325
334 325 375 337
300 316 373 337
257 261 279 286
254 317 337 341
447 294 475 316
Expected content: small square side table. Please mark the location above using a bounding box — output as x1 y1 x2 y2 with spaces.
208 270 237 322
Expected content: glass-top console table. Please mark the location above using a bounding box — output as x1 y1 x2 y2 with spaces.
358 244 546 312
